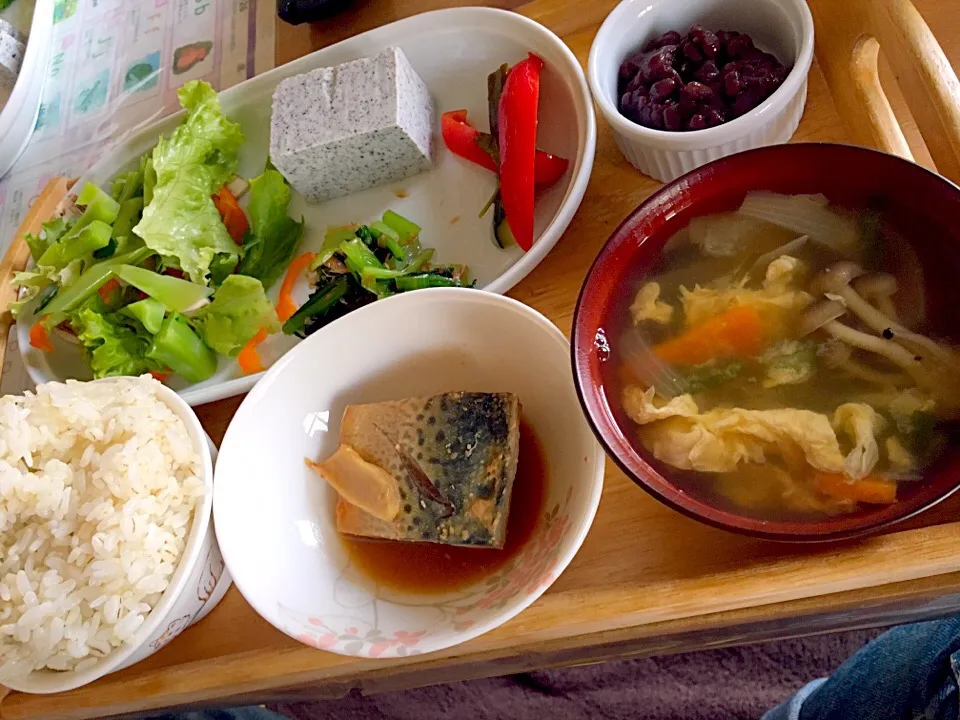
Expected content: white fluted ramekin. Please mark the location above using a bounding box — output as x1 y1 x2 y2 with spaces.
588 0 814 182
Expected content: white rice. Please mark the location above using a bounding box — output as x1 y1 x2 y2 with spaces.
0 376 203 679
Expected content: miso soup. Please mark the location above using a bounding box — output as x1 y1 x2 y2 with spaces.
612 192 960 520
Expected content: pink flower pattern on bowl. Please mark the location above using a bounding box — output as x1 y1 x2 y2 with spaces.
279 488 577 658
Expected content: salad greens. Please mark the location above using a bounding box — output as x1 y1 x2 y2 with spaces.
236 169 305 290
147 314 218 383
133 82 244 284
13 80 296 384
71 304 161 379
122 298 166 334
113 265 213 313
192 275 279 357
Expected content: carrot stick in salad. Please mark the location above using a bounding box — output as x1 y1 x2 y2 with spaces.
238 328 268 375
97 278 121 304
814 473 897 505
653 304 766 366
276 251 317 322
29 321 54 352
212 185 249 244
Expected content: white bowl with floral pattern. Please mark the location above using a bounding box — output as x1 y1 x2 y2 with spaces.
213 288 605 657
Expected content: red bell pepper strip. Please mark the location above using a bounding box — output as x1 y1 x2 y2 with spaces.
29 321 54 352
533 151 569 188
212 185 249 244
442 110 498 173
441 110 569 188
149 370 171 382
238 328 268 375
498 54 544 251
276 251 317 322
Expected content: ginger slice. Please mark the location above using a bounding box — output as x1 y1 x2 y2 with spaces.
306 444 400 522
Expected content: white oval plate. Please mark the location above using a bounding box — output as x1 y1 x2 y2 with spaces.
214 288 605 657
17 7 596 406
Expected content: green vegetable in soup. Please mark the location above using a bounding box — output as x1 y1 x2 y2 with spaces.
895 410 938 458
759 340 818 389
675 358 747 395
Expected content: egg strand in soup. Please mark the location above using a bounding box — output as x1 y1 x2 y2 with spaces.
618 192 960 520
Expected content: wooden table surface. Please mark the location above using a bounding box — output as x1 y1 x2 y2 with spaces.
6 0 960 718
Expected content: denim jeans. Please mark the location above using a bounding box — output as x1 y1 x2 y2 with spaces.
764 617 960 720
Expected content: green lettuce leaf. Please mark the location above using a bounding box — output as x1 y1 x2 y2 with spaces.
71 306 161 378
133 80 244 284
11 252 84 319
9 270 50 318
208 252 238 287
147 313 218 383
25 217 71 262
191 274 279 357
151 81 244 186
236 170 304 290
38 220 112 270
134 168 238 283
15 218 76 316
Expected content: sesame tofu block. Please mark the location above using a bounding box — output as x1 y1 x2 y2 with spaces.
269 47 435 203
306 392 522 548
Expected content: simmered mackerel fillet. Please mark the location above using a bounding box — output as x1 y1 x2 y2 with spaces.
308 392 521 548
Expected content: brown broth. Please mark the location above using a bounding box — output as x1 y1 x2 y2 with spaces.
341 419 547 594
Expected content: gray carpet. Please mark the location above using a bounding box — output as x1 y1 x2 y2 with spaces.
270 629 882 720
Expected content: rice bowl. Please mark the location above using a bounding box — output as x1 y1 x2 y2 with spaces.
0 376 218 693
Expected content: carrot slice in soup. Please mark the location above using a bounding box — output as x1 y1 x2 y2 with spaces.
815 473 897 505
654 304 766 366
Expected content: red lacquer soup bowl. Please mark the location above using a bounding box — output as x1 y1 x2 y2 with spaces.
572 143 960 541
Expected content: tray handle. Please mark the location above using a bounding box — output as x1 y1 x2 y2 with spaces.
0 177 76 385
811 0 960 181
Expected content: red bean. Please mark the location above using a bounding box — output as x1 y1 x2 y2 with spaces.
643 30 682 52
617 24 789 132
663 103 683 131
649 77 678 102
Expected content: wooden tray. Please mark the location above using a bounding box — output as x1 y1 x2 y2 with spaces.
4 0 960 717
